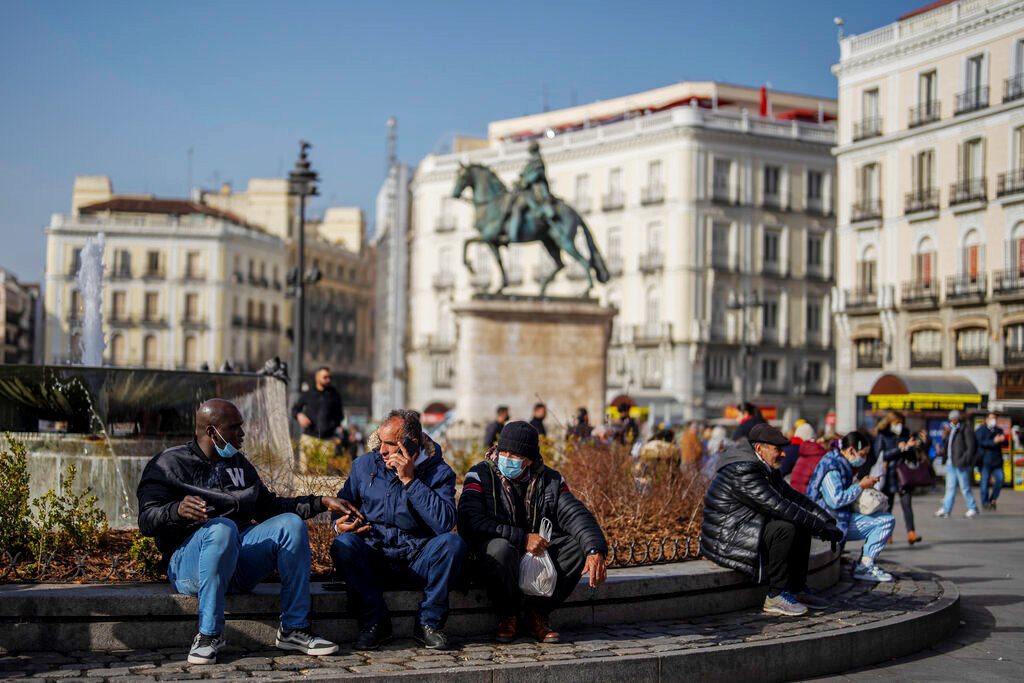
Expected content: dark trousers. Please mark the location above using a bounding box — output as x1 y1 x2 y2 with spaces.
330 532 466 629
761 519 811 593
885 489 916 533
470 533 585 618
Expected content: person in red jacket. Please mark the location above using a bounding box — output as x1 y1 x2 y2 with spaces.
790 438 829 495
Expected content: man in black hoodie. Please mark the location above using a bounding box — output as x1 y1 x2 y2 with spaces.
137 399 360 665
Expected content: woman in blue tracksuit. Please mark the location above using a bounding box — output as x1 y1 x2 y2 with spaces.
807 432 896 583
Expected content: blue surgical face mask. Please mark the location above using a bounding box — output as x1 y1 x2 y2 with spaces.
497 455 526 479
849 455 866 468
212 427 239 459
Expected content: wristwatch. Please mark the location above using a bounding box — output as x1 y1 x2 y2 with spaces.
587 548 601 556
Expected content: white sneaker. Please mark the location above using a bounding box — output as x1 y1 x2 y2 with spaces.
853 563 894 583
275 627 339 656
763 591 808 616
965 509 978 518
934 509 949 518
187 633 228 665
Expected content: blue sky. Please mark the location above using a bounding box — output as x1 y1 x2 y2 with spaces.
0 1 923 282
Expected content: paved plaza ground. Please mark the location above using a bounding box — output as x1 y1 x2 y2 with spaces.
811 488 1024 682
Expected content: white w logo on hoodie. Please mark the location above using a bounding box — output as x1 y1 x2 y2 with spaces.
225 468 245 488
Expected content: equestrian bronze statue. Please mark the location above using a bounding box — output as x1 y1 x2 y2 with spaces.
452 142 609 296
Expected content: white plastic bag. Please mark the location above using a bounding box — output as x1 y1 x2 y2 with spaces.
518 518 557 597
855 487 890 515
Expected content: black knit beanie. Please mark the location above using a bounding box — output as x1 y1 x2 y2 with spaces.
496 420 540 460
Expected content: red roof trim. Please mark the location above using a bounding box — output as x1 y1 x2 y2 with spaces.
79 197 257 230
899 0 955 21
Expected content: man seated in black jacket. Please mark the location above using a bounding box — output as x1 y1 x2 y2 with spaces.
458 421 608 644
137 399 361 665
700 423 841 617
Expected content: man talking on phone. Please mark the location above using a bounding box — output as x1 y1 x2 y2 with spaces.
330 409 466 651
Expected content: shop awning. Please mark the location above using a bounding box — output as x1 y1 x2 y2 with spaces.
867 373 983 412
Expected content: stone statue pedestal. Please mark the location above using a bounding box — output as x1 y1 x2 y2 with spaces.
452 296 615 431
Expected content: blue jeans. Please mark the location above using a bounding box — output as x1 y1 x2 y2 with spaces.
330 532 466 629
980 462 1005 505
941 465 979 514
845 512 895 563
168 514 312 636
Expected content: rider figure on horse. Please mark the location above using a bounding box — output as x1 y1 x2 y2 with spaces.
502 141 557 243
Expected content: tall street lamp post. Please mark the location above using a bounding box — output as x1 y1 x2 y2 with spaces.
727 290 762 405
288 141 319 408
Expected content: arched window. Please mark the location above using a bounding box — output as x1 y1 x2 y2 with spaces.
910 329 942 367
913 236 936 285
956 327 989 366
645 285 660 325
109 334 125 366
143 335 158 368
1012 222 1024 274
961 229 984 281
857 245 877 293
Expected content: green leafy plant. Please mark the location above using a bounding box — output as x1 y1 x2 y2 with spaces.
0 434 30 556
126 534 161 579
27 463 108 570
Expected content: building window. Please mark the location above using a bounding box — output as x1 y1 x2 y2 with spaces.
109 333 125 366
111 291 127 321
961 230 984 281
856 338 883 368
185 251 202 279
70 248 82 276
857 255 877 294
574 174 590 211
713 158 732 200
1006 323 1024 365
144 292 159 321
856 88 881 138
645 286 660 324
646 222 662 255
143 335 158 368
145 250 161 277
806 360 822 384
711 222 730 269
431 356 453 389
763 299 778 332
705 353 733 390
763 230 781 273
910 329 942 367
185 293 199 322
763 165 781 205
807 234 823 272
912 71 939 126
806 301 821 334
184 336 198 369
112 250 131 278
807 170 823 209
956 327 989 366
761 358 779 383
913 248 935 285
69 289 83 320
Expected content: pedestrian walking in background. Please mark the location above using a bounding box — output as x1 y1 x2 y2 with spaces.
483 405 510 449
732 402 766 440
975 412 1007 511
566 407 593 443
291 366 345 473
936 410 979 518
529 402 547 437
807 432 896 582
612 402 639 449
872 411 922 545
681 420 704 467
780 421 815 477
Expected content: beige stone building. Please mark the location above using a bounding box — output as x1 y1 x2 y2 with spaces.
409 81 837 427
43 176 289 370
833 0 1024 431
1 267 40 364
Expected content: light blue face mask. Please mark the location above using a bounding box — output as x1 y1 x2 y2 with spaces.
212 427 240 459
846 451 866 468
497 455 526 479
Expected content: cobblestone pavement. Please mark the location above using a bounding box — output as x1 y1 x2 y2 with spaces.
809 489 1024 683
1 560 946 681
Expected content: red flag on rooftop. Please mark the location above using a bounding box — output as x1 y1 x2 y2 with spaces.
759 86 768 117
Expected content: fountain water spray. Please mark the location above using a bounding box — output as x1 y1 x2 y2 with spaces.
77 233 106 366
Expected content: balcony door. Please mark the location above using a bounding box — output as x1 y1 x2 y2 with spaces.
961 138 984 182
913 150 934 194
918 71 937 112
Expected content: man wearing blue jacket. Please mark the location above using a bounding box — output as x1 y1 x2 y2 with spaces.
975 412 1007 510
330 409 466 651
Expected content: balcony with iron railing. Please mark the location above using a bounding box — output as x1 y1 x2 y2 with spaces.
640 185 665 206
602 190 625 211
141 313 167 326
908 101 941 128
1005 74 1024 103
955 86 989 115
910 350 943 368
852 117 882 141
993 269 1024 299
956 348 990 367
851 199 882 222
946 273 987 305
632 322 672 344
231 315 244 327
761 260 787 278
1006 347 1024 366
805 197 826 216
762 193 782 211
182 270 206 282
432 271 454 290
181 315 207 329
108 312 133 325
997 169 1024 198
141 268 165 280
905 188 939 214
706 375 733 391
901 279 939 308
857 347 884 369
950 178 987 206
434 216 456 233
844 288 878 311
108 267 133 281
638 251 664 274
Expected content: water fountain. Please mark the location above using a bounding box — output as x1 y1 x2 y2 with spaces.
2 235 294 527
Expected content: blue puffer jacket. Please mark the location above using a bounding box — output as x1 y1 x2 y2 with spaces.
805 449 860 540
337 435 457 560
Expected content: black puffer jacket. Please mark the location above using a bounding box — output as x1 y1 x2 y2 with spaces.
457 460 607 556
700 439 833 580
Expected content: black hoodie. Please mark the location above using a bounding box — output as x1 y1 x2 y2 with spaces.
136 440 324 561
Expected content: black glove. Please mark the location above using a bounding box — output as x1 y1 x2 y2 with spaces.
821 523 843 544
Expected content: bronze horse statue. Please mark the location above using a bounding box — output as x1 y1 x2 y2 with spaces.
451 162 609 296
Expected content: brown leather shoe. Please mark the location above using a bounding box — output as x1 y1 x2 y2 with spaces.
907 531 922 545
525 610 560 644
495 616 517 643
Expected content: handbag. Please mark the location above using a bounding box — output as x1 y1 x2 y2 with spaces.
854 487 890 515
897 460 934 489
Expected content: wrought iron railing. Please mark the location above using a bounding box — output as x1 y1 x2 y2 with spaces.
904 188 939 214
853 117 883 141
955 86 989 115
949 177 987 205
908 100 941 127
